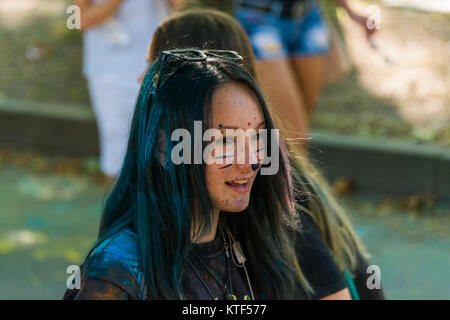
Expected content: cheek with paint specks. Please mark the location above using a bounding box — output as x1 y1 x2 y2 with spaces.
204 82 264 212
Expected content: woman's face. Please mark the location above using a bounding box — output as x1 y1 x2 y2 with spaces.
205 81 265 213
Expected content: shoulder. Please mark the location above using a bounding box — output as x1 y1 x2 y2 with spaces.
91 228 140 263
81 228 147 299
293 212 347 300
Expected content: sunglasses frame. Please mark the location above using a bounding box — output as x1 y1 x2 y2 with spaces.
160 49 243 62
150 49 244 93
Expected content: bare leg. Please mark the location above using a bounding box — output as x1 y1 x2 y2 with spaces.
255 58 309 144
292 55 328 120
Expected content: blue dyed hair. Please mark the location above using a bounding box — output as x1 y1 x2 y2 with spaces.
87 54 309 299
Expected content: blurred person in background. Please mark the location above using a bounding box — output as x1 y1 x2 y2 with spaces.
165 0 377 143
74 0 170 183
236 0 377 140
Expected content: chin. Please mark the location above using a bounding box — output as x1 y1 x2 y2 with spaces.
222 199 250 212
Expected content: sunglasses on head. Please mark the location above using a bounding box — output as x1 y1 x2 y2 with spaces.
150 49 244 93
160 49 243 62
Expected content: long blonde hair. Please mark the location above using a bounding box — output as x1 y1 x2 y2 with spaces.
290 146 370 273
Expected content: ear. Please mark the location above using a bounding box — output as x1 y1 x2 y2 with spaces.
156 129 168 168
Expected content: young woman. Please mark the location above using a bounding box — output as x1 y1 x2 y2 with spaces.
64 9 383 300
145 9 384 300
62 47 356 299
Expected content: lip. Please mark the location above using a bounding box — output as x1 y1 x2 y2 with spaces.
225 176 253 194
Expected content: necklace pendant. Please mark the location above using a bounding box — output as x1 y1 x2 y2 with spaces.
232 241 246 265
224 293 236 300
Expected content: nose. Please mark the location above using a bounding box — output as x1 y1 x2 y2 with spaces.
235 137 259 170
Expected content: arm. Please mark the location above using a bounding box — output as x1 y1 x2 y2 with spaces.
74 0 124 31
333 0 353 13
65 248 144 300
320 288 352 300
74 278 130 300
167 0 186 11
332 0 378 38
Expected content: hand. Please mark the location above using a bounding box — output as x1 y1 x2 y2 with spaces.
348 12 378 39
167 0 185 11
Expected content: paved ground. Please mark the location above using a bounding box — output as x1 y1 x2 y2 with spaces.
0 164 448 299
343 196 449 299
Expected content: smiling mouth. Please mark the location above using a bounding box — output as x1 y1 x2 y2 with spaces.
225 178 251 193
225 179 249 186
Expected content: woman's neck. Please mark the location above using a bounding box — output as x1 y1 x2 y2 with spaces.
190 209 220 243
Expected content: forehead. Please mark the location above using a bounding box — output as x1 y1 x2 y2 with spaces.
211 82 264 128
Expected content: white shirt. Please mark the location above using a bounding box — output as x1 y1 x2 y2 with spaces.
83 0 169 79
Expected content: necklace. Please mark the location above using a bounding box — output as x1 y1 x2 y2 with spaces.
222 226 255 300
220 226 235 300
187 225 255 300
187 226 233 300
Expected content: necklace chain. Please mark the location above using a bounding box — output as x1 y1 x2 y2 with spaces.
186 225 255 300
222 226 255 300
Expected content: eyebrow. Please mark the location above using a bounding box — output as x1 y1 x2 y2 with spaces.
218 121 265 130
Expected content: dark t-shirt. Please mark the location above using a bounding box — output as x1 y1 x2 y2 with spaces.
182 232 255 300
63 214 347 300
293 212 348 299
352 251 386 300
175 212 347 300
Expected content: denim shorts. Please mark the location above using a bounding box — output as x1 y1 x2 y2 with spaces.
236 4 330 59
